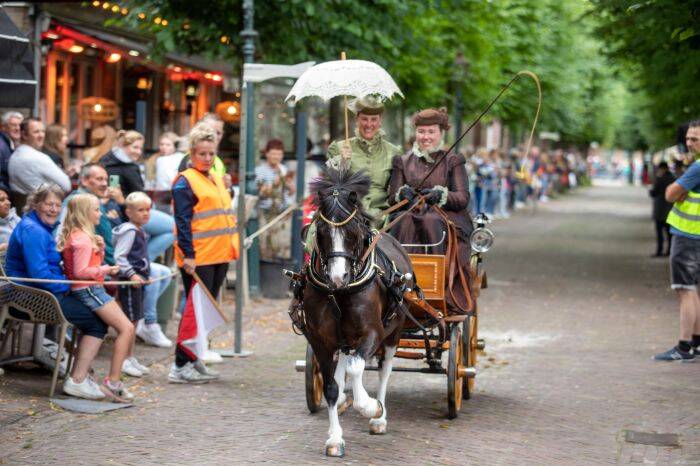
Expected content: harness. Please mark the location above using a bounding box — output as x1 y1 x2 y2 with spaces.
289 189 414 354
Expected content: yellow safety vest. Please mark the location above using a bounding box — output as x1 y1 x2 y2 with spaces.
667 162 700 236
174 168 239 267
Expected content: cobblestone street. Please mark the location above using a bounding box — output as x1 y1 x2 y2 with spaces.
1 182 699 465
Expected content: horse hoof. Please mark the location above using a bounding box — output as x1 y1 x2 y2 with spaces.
338 396 353 415
325 444 345 457
369 420 386 435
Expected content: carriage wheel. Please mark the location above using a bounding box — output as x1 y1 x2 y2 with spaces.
305 344 323 413
462 313 479 399
447 325 464 419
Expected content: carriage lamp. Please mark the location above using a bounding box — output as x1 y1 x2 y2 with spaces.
470 227 494 253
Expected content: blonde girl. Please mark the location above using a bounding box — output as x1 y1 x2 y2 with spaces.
59 193 135 402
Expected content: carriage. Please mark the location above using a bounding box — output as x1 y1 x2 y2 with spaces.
297 213 494 419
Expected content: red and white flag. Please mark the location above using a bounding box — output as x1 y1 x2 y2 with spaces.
176 283 225 360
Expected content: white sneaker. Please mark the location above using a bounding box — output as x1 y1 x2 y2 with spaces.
122 358 144 377
193 359 220 379
201 349 223 364
102 378 135 402
168 362 214 384
137 322 173 348
63 376 105 400
127 357 150 375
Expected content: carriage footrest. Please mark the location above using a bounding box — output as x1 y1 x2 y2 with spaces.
394 350 423 360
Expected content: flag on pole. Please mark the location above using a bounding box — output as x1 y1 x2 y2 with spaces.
176 283 226 360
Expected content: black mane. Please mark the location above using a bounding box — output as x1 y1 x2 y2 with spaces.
309 167 372 225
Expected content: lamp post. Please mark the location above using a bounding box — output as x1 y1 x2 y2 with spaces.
452 52 469 153
240 0 261 297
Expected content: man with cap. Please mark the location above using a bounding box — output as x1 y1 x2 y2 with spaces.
326 95 401 223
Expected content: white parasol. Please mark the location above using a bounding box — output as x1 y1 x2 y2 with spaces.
285 53 404 143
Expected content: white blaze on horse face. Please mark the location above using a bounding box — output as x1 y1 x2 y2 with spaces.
328 226 349 287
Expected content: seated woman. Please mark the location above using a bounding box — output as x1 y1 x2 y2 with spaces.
387 108 474 314
5 184 113 400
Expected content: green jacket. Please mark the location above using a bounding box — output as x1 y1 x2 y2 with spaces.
326 130 400 222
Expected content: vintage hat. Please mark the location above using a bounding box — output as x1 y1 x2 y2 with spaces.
349 95 385 115
412 107 450 131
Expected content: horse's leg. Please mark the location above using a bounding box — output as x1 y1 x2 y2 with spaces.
334 354 352 415
369 344 396 434
346 334 383 419
320 351 345 457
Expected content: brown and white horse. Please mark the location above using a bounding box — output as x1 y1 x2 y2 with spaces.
303 168 414 457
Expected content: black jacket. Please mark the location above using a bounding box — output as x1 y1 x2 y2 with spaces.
649 172 675 222
100 149 144 197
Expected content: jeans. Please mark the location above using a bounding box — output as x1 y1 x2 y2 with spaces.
144 209 175 261
143 262 173 325
483 189 497 215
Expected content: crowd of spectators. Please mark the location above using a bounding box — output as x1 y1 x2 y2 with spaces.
463 145 589 219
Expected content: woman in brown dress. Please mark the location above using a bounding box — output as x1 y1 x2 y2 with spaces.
388 108 473 313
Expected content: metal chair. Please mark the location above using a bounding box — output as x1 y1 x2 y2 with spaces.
0 282 74 397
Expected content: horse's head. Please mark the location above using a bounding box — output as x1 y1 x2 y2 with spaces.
310 167 372 289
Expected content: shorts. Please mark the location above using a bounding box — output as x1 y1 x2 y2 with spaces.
670 234 700 290
57 293 108 339
118 285 144 322
72 285 115 312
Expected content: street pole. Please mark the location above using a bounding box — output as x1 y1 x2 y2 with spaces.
242 0 261 296
222 0 258 358
291 111 307 270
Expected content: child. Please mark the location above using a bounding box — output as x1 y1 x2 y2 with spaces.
112 191 155 377
58 193 135 402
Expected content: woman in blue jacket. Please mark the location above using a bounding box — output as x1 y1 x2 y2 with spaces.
5 183 111 400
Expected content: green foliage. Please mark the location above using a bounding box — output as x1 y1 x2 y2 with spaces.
591 0 700 148
116 0 654 148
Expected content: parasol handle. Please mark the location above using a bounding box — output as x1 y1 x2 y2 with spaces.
341 51 350 148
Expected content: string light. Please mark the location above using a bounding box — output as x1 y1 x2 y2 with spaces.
161 19 168 26
220 36 229 44
102 2 110 9
154 17 162 25
138 13 146 20
121 7 128 15
92 1 100 6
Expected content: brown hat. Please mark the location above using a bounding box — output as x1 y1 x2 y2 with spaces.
412 107 450 131
349 95 385 115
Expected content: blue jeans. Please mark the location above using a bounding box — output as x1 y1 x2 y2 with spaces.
143 262 172 324
144 209 175 261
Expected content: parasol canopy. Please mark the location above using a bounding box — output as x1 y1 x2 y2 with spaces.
285 59 403 104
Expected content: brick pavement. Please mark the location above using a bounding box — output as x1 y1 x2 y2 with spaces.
1 182 699 465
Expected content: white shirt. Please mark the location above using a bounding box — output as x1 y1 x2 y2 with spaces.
154 152 185 191
8 144 72 194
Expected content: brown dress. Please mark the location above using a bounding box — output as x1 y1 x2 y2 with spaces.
388 150 474 313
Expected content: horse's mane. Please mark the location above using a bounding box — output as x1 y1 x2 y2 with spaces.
309 167 372 225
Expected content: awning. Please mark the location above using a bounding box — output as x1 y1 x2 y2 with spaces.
60 21 233 75
0 7 36 108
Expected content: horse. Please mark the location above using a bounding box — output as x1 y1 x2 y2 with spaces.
302 167 415 457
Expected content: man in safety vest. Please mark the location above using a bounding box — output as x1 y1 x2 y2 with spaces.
654 120 700 361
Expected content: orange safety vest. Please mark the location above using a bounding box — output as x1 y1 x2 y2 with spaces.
174 168 239 267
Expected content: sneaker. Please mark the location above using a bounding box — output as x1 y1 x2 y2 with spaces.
127 357 150 375
193 359 220 379
137 322 173 348
102 378 134 402
63 376 105 400
168 362 215 384
201 349 223 364
122 358 144 377
653 346 695 362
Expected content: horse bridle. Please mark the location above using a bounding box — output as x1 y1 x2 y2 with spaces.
314 189 365 284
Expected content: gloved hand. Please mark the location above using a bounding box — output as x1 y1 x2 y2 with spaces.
420 188 443 206
398 185 417 203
